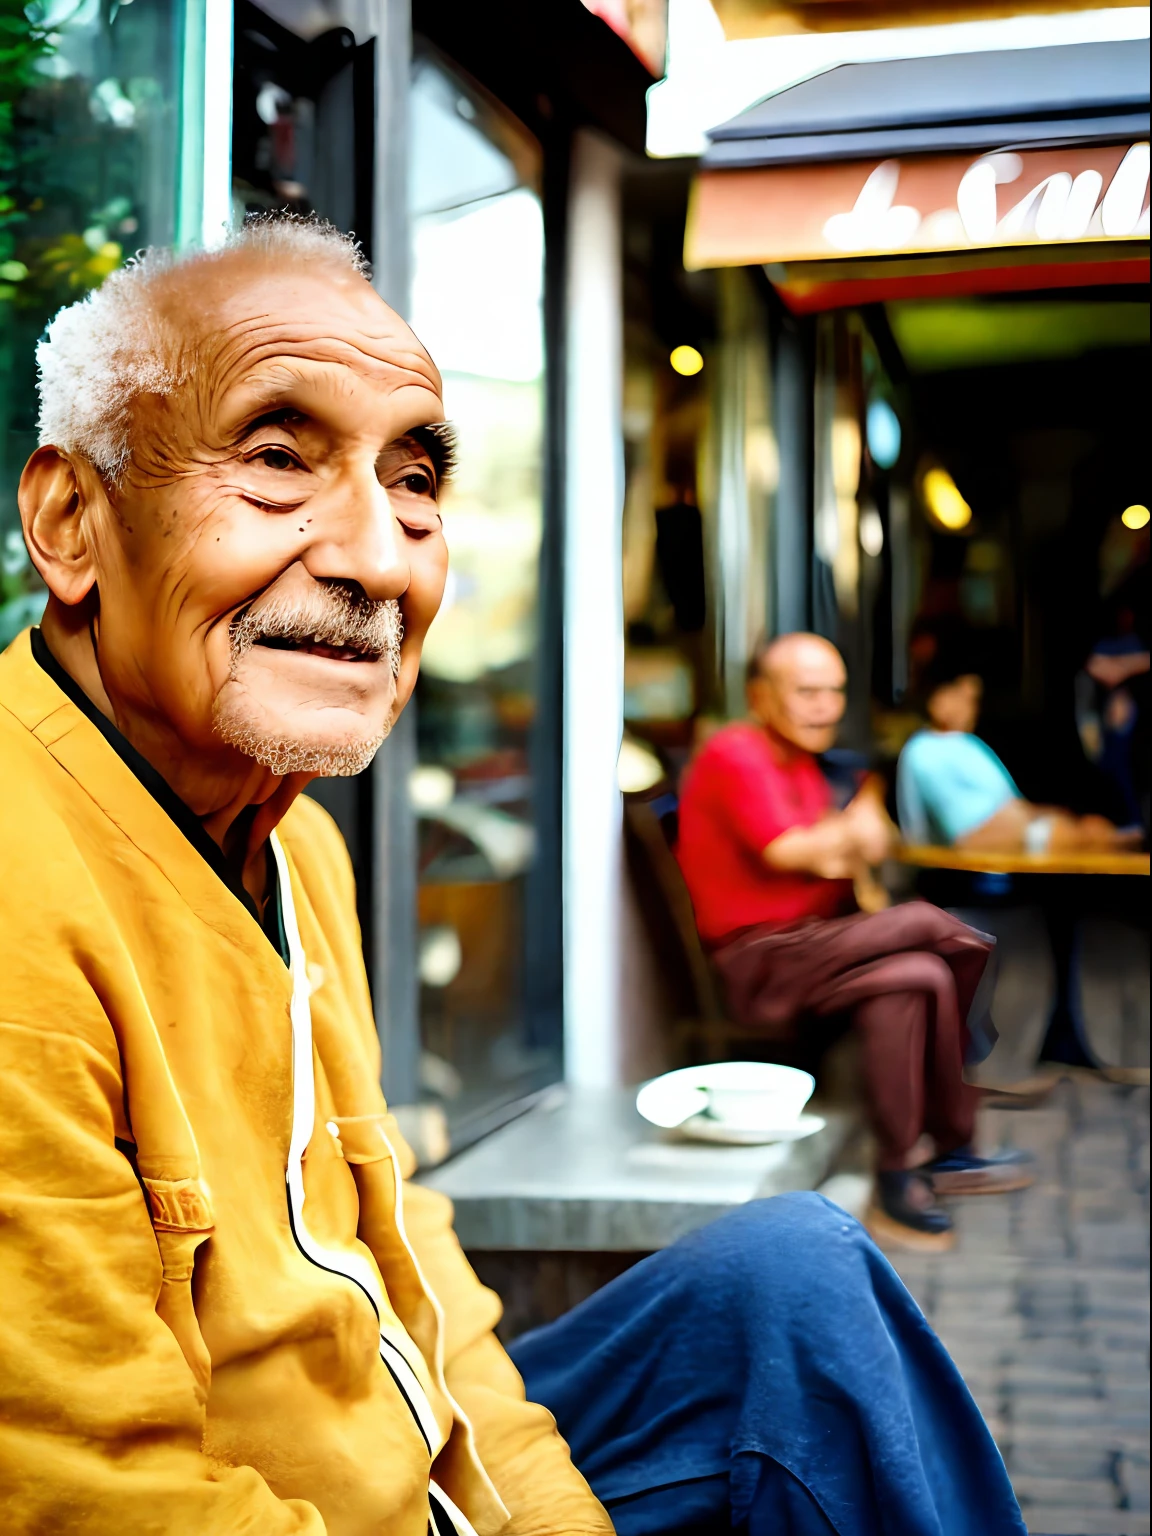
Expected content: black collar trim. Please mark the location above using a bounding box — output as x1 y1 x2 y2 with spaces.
31 627 286 964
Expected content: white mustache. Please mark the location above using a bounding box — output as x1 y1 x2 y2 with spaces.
230 588 403 676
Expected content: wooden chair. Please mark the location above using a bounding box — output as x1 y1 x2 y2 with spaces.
622 791 814 1069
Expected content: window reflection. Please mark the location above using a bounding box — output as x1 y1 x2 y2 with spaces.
408 55 558 1137
0 0 185 648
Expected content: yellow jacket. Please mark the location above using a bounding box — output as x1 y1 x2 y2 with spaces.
0 629 612 1536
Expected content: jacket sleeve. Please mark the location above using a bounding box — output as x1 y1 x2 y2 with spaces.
401 1177 616 1536
0 1014 326 1535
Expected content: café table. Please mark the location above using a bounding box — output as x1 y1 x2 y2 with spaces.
897 843 1148 1079
897 845 1150 877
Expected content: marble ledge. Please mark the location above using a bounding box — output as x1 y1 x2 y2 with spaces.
417 1085 857 1252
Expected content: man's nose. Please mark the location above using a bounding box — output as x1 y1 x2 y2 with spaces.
302 468 410 601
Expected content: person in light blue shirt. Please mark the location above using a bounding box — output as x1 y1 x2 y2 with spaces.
899 726 1020 846
898 669 1133 854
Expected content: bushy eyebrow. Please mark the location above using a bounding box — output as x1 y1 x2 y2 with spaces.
232 404 458 488
404 422 457 488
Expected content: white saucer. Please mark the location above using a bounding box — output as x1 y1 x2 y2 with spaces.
677 1112 827 1147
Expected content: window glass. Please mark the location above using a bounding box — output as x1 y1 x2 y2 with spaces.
1 0 185 647
408 54 559 1140
230 2 374 240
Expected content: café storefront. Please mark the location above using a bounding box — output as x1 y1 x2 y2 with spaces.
678 38 1149 759
656 35 1150 1078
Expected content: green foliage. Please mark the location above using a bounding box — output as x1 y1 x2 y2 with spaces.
0 2 56 107
0 0 180 642
0 3 58 253
1 3 127 306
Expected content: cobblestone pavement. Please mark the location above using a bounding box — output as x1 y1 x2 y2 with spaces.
888 1078 1150 1536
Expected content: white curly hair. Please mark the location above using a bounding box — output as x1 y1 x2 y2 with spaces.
35 215 369 483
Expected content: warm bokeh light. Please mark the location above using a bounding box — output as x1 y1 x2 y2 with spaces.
923 467 972 531
1121 503 1150 530
617 738 665 795
859 506 885 558
670 344 704 377
408 764 455 811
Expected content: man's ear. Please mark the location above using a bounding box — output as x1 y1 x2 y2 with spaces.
18 447 104 606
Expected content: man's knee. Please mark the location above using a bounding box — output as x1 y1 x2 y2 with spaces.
731 1190 870 1255
869 949 955 1005
677 1192 878 1315
883 900 966 950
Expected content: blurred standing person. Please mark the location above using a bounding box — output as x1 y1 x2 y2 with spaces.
677 634 1032 1252
1077 618 1150 832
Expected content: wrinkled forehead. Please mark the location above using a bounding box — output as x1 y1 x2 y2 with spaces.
772 644 846 689
790 665 845 694
154 256 443 434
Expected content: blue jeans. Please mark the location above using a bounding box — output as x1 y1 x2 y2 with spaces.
509 1194 1026 1536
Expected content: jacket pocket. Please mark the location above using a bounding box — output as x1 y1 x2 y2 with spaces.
141 1175 215 1404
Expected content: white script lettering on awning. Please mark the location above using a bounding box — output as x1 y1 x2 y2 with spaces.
823 143 1150 254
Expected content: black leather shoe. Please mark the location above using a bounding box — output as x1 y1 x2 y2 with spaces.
868 1172 955 1252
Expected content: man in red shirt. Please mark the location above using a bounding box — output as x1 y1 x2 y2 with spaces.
677 633 1032 1250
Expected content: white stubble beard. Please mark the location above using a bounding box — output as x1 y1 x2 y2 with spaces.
211 590 403 777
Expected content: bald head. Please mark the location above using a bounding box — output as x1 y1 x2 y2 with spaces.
37 218 352 479
35 217 440 487
754 632 844 684
126 247 443 498
747 632 847 754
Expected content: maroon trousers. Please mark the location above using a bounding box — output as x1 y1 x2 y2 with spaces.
711 903 991 1170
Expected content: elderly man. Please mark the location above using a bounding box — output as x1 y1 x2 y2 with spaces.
677 634 1034 1252
0 221 1027 1535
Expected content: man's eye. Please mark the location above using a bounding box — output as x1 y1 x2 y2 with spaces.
254 447 298 471
397 470 435 496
